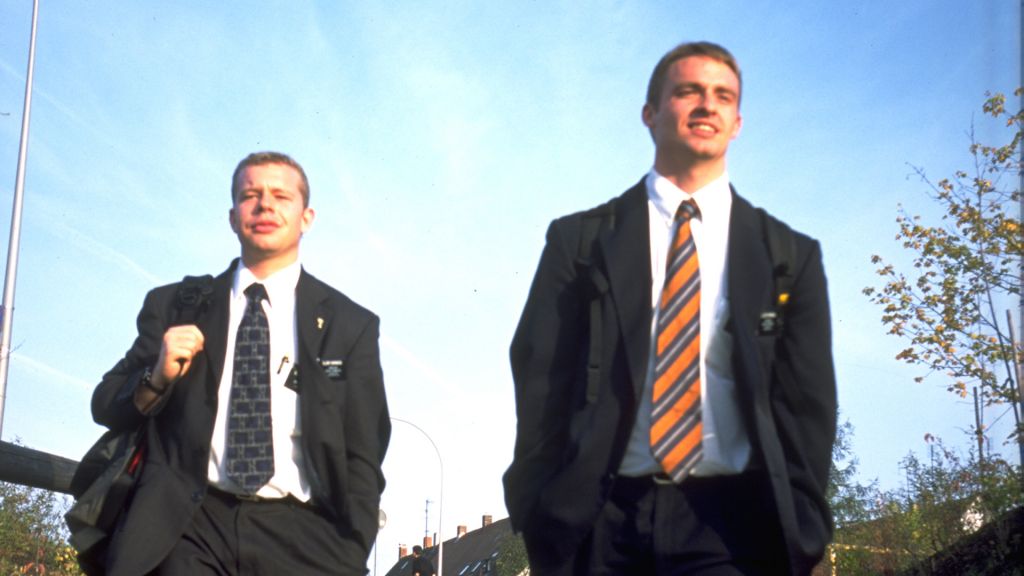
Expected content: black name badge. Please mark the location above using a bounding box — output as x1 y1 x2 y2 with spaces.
320 359 345 380
757 311 783 336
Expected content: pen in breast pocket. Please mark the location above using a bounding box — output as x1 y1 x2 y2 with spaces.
277 356 290 374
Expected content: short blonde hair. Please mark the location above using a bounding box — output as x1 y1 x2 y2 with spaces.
231 151 310 207
646 42 742 109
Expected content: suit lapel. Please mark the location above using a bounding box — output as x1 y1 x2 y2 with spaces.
727 190 774 401
296 269 332 362
727 190 774 336
601 181 653 399
197 263 235 401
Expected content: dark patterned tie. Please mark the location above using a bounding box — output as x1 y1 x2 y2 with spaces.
650 199 702 482
225 283 274 492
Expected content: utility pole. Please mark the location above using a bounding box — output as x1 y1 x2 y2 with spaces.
1015 0 1024 482
392 418 444 576
1017 0 1023 475
1019 0 1023 393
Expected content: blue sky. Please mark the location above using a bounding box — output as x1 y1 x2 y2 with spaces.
0 1 1020 573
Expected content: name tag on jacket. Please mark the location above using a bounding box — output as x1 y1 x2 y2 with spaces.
319 359 345 380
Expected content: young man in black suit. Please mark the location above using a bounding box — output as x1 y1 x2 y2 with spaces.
504 42 837 575
92 151 390 575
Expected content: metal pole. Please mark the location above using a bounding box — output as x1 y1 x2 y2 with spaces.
1018 0 1023 399
1016 0 1023 473
425 499 431 540
392 417 443 576
373 508 387 576
0 0 40 435
1007 311 1024 475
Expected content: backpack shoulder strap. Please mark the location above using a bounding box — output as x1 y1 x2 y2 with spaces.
173 274 214 325
576 201 615 403
577 201 615 263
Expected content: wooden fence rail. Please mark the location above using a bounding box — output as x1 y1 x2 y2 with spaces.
0 440 78 494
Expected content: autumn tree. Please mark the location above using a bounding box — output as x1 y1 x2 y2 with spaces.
495 532 528 576
867 440 1021 574
826 419 882 573
863 89 1023 461
0 480 82 575
826 426 1022 574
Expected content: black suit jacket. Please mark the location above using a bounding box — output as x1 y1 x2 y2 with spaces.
503 180 836 575
91 261 390 576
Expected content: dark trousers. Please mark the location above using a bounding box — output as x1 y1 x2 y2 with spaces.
533 471 789 576
155 487 366 576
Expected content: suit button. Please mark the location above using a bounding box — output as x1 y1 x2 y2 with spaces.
192 490 204 503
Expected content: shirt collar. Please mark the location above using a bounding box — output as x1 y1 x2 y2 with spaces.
233 260 301 305
646 168 732 222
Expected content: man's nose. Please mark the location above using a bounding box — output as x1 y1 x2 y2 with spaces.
696 92 717 114
255 189 275 211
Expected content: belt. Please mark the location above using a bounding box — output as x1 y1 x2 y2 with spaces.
615 469 766 493
614 471 679 483
613 472 678 493
651 472 676 485
207 485 313 508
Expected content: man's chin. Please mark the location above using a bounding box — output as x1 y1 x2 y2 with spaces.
241 243 279 260
685 145 727 163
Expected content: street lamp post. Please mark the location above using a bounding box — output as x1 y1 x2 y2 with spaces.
391 417 443 576
0 0 40 435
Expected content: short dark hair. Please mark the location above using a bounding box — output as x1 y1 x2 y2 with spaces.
646 41 742 109
231 151 310 207
413 545 423 554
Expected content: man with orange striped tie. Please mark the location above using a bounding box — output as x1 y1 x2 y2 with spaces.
504 42 836 576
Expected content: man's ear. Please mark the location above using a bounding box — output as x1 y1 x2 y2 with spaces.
731 112 743 140
641 102 655 130
228 208 239 234
300 207 315 234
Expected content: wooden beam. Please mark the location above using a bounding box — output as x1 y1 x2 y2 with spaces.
0 440 78 494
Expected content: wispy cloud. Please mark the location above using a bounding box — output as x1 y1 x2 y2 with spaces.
11 351 93 391
0 58 128 157
44 215 162 285
379 333 458 398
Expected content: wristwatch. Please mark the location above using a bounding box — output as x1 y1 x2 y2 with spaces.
140 366 169 395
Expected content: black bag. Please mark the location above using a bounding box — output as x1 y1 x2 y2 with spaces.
64 275 213 574
64 424 148 573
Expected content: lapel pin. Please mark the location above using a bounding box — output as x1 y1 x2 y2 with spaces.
317 317 325 330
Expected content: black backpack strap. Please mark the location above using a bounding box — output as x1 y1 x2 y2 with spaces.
757 208 796 335
575 203 615 403
173 274 214 325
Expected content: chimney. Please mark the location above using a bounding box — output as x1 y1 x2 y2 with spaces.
482 514 492 527
457 525 468 538
399 544 408 558
423 535 433 548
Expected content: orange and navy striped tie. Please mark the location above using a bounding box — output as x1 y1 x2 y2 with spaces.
651 199 702 482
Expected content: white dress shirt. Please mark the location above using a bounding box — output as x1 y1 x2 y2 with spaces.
618 169 752 477
208 260 310 500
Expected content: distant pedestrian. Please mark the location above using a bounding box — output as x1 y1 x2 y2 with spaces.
411 545 436 576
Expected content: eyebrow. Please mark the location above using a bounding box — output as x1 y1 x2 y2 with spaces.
714 86 738 98
241 184 294 194
674 81 738 99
